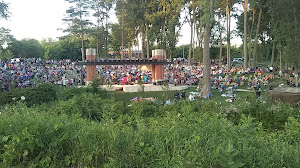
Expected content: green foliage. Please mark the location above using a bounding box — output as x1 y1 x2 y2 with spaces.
175 44 189 58
8 38 43 58
88 77 101 93
0 1 9 19
85 26 110 58
217 141 244 168
219 98 300 130
284 117 300 144
268 0 300 67
0 27 14 49
0 95 300 167
0 49 13 61
54 93 125 121
26 84 57 106
41 36 82 60
63 0 91 35
110 23 129 54
57 86 109 102
0 84 57 107
130 101 160 118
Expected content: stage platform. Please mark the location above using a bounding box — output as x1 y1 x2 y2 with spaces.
100 84 188 93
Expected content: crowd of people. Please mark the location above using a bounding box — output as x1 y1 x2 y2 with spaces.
1 58 299 93
0 58 86 91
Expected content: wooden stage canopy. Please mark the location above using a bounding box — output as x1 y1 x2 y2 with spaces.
75 59 172 66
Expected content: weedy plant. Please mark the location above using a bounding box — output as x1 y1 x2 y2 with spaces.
0 89 299 167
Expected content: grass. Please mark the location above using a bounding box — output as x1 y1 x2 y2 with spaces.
110 74 288 105
111 85 257 106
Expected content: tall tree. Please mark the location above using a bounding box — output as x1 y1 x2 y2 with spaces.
241 0 248 70
252 0 263 67
121 0 124 59
247 7 255 66
110 23 130 55
187 0 198 65
63 0 91 61
194 5 204 63
85 26 109 57
218 19 223 67
202 0 215 96
270 37 275 66
0 27 14 60
0 1 9 19
91 0 112 58
268 0 300 72
0 28 14 49
225 0 233 69
216 0 237 69
146 0 182 59
8 39 43 58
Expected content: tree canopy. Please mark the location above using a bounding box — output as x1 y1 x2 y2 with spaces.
0 0 298 71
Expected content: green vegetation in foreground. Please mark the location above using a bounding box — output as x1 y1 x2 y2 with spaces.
0 84 299 167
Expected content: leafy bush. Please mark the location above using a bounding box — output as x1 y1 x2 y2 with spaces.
0 84 57 107
219 100 300 130
130 101 161 118
284 117 300 144
54 93 126 122
56 86 109 101
0 103 101 167
25 84 57 106
0 95 300 167
0 82 110 107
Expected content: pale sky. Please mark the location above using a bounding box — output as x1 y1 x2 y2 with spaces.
1 0 241 46
1 0 69 41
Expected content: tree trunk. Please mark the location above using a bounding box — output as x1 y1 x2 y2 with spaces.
163 2 166 60
128 43 131 59
285 59 288 71
193 13 196 60
293 2 298 74
218 12 222 68
219 29 222 68
79 5 85 62
142 30 145 59
265 38 269 61
226 0 231 69
105 4 108 58
96 38 99 58
248 9 255 66
96 3 101 59
188 11 193 65
279 49 282 71
271 38 276 66
137 37 140 59
243 0 248 70
96 20 100 59
81 32 85 61
134 40 136 59
183 46 185 59
121 0 124 60
146 25 150 59
253 8 262 67
203 0 214 96
198 17 203 63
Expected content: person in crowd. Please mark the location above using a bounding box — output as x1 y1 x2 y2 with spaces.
205 92 212 99
174 90 180 102
189 93 195 101
181 91 186 100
